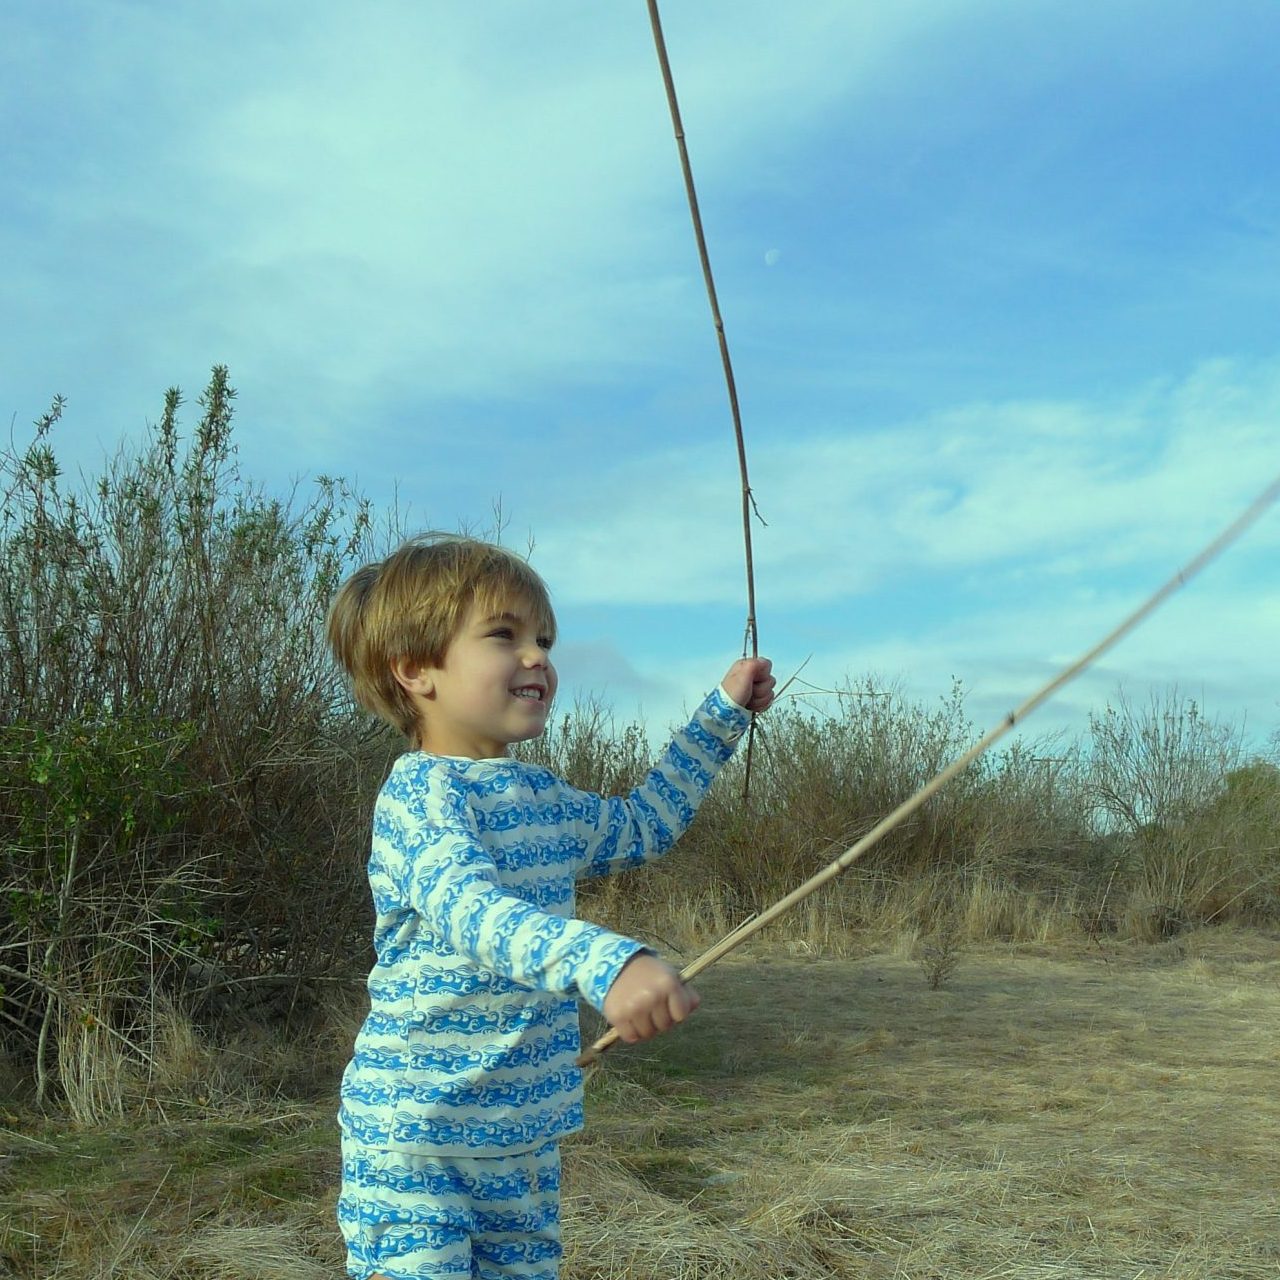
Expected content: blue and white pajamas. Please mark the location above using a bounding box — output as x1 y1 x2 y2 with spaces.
338 686 749 1279
339 1140 561 1279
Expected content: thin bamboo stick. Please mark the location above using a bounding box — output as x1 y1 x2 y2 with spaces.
645 0 762 797
578 475 1280 1067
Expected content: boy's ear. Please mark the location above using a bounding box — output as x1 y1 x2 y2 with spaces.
391 656 435 698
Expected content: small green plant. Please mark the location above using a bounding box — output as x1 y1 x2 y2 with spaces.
917 912 963 990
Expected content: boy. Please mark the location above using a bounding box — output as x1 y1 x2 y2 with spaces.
327 534 774 1280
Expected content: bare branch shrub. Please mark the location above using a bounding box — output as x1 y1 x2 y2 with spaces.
568 679 1272 948
683 680 979 911
1083 691 1280 933
1087 690 1241 834
593 680 1099 945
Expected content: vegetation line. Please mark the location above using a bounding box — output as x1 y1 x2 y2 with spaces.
579 472 1280 1065
645 0 762 796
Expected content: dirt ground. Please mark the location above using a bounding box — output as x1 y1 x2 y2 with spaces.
566 931 1280 1278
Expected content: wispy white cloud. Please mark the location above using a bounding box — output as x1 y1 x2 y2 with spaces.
800 568 1280 749
142 1 965 412
604 537 1280 753
9 0 986 467
9 1 1277 459
535 358 1280 609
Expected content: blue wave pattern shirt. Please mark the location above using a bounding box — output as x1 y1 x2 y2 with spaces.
340 685 750 1156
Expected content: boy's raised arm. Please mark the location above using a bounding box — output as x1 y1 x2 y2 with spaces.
573 658 776 877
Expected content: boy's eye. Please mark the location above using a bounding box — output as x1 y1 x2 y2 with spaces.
537 636 553 651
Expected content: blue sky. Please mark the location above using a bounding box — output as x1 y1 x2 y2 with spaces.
4 0 1279 753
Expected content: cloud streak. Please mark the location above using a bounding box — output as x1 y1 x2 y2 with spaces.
535 358 1280 607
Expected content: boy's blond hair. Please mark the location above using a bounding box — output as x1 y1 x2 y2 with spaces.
327 534 556 740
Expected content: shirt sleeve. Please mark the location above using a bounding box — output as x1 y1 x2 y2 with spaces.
394 772 645 1012
573 684 751 879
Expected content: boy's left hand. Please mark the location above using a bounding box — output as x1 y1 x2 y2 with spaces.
721 657 775 713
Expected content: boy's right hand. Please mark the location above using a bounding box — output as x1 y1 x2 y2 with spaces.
721 656 776 713
602 952 700 1044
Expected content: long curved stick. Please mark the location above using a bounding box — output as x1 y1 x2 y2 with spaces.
578 475 1280 1066
646 0 762 796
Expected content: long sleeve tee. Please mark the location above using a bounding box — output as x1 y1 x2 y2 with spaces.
339 685 750 1156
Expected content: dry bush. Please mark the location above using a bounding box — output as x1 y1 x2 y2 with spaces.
577 681 1277 955
516 699 652 796
586 680 1100 948
1087 688 1240 833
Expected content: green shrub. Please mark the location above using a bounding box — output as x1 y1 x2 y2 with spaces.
0 370 391 1108
0 713 202 1105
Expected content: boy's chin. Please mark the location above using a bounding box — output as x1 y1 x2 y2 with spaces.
510 720 550 744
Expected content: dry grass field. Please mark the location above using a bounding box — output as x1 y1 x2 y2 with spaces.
4 929 1279 1279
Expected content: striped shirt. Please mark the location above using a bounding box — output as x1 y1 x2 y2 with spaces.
339 685 749 1155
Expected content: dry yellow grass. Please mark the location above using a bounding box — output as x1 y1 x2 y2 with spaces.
568 931 1280 1278
4 931 1279 1278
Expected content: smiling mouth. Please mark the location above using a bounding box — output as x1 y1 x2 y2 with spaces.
512 687 546 701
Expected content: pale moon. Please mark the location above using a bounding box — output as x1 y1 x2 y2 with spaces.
764 248 780 267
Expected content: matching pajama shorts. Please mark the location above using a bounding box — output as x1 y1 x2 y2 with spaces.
337 1137 562 1280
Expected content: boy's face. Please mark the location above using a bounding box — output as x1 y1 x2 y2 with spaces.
402 598 557 758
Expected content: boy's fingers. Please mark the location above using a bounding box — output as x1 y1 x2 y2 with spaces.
617 1017 644 1044
603 957 701 1044
635 1011 661 1042
726 658 776 712
617 985 699 1044
669 982 700 1024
